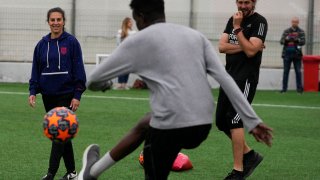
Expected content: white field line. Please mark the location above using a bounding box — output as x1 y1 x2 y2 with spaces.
0 91 319 110
252 103 320 110
85 95 148 101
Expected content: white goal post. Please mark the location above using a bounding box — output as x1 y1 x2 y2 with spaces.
95 53 110 66
95 53 141 88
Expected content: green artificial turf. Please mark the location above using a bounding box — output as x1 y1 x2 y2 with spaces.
0 83 319 179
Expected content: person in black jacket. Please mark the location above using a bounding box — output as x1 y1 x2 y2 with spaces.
280 17 305 93
28 7 86 180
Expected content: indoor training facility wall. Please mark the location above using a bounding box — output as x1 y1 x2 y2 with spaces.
0 0 319 90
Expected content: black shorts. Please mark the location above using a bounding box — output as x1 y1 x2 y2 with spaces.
215 80 257 134
143 124 211 180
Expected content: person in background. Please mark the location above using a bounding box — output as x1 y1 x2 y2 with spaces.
78 0 272 179
115 17 136 90
28 7 86 180
280 16 305 94
217 0 268 179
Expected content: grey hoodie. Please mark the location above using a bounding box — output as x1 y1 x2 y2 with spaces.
87 23 262 131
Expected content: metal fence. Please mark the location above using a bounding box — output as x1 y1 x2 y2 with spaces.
0 2 319 68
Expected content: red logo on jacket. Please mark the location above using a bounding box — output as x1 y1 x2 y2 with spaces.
60 47 67 55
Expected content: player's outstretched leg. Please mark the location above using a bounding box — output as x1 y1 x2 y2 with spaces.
243 150 263 178
78 144 100 180
110 113 150 161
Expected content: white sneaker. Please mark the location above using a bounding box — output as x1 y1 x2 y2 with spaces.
60 171 77 180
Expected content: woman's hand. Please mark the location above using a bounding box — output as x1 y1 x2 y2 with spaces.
28 95 36 108
70 98 80 112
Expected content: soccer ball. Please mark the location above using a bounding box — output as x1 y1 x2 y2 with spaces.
43 107 79 142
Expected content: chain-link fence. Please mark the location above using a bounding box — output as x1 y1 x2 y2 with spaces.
0 0 319 68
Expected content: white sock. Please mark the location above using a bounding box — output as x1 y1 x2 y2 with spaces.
90 151 116 177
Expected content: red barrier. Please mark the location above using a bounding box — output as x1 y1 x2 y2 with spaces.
303 55 320 92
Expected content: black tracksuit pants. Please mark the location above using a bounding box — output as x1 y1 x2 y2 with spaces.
42 93 76 175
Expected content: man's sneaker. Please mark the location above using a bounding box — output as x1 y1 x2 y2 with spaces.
78 144 100 180
279 90 286 93
224 169 244 180
42 172 54 180
243 150 263 178
60 171 77 180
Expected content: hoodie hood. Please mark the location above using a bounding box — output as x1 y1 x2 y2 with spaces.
42 31 71 42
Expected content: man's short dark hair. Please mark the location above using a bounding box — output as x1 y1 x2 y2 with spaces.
130 0 165 23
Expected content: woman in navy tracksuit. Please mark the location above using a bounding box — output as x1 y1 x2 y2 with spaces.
28 7 86 180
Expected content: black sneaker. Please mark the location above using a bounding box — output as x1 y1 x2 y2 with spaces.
224 169 244 180
279 90 286 93
243 150 263 178
60 171 77 180
42 172 54 180
78 144 100 180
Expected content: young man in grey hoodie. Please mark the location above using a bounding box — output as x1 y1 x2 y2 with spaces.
79 0 273 179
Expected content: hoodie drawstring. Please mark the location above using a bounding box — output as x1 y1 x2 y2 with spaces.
46 41 61 70
46 42 50 68
57 41 61 70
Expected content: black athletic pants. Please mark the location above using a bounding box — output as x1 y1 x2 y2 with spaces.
42 93 76 175
143 124 211 180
